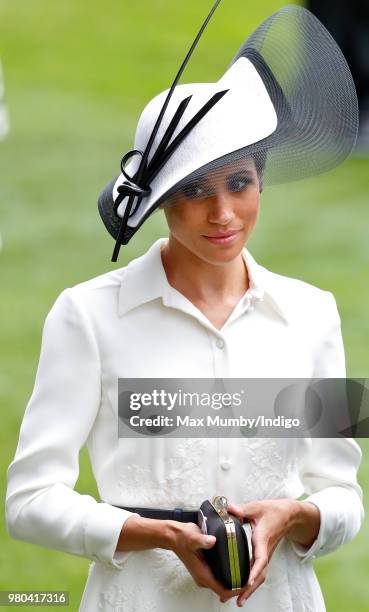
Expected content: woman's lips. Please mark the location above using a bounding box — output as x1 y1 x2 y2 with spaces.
202 229 242 245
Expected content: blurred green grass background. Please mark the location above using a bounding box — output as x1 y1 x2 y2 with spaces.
0 0 368 610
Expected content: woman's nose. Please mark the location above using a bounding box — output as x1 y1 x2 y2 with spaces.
207 192 235 225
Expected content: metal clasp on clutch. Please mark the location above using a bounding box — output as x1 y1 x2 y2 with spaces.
211 495 242 590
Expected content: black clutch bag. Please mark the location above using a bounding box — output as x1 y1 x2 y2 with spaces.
198 495 251 591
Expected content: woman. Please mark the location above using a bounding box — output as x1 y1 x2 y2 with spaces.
6 4 365 611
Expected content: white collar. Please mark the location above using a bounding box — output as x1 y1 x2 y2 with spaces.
117 237 289 324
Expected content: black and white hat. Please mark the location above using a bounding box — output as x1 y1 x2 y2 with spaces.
98 2 358 261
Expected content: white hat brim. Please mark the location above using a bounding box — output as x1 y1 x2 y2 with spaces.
113 56 277 227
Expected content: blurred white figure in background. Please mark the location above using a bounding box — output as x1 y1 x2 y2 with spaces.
0 60 10 140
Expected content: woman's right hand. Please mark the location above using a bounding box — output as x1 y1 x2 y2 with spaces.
168 520 240 602
117 515 240 603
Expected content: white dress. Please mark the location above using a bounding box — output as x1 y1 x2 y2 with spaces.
6 238 364 611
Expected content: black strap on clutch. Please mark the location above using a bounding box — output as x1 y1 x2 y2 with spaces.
114 504 198 523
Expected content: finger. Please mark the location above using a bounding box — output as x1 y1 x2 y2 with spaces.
228 501 259 514
193 555 237 599
227 502 258 526
227 502 245 520
190 533 217 552
237 570 266 606
189 547 242 599
247 533 269 586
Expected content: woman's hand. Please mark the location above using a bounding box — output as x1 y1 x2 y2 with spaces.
169 520 242 601
220 499 307 607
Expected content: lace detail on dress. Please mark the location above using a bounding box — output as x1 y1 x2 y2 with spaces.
93 549 200 612
89 537 318 612
116 438 208 507
98 583 156 612
257 539 293 612
240 438 294 501
285 540 317 612
288 571 315 612
144 549 198 595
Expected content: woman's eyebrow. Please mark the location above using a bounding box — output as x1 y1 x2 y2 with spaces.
192 169 254 187
226 169 254 179
201 169 254 182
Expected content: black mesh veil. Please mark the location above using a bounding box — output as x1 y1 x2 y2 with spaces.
157 5 358 202
98 4 358 254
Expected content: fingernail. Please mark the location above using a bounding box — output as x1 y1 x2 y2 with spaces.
205 536 215 545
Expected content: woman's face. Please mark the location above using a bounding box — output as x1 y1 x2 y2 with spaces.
163 158 261 265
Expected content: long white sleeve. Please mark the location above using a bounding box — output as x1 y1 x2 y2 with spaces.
289 291 365 563
5 288 139 568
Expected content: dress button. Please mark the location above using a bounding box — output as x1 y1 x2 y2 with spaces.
216 338 225 349
220 458 232 470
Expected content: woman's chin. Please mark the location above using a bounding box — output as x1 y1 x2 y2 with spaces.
196 238 245 264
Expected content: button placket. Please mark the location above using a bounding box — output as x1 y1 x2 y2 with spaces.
216 338 225 349
211 334 227 374
220 458 232 471
209 333 235 475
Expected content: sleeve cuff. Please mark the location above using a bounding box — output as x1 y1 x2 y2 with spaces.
289 486 364 564
83 502 140 569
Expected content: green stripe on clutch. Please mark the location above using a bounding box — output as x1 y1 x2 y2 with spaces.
227 527 242 589
231 531 242 588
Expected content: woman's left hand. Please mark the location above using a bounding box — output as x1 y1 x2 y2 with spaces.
221 498 301 607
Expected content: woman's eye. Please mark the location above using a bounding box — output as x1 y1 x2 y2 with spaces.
227 175 251 193
183 183 211 199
